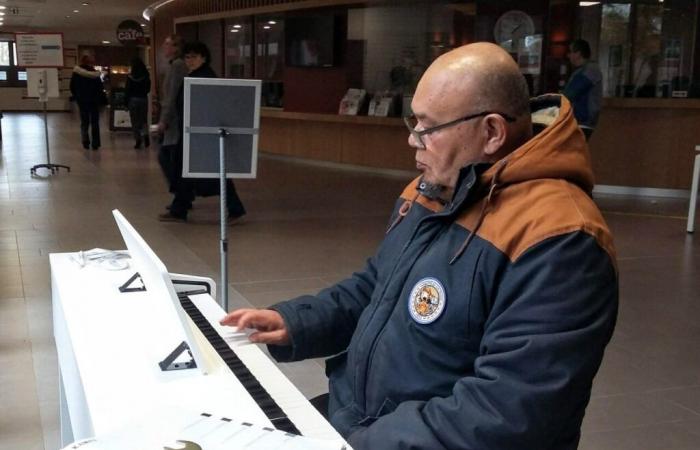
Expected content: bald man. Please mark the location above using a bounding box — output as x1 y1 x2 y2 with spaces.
221 43 618 449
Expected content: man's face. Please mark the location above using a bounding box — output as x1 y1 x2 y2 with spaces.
568 48 583 67
408 79 485 189
162 38 176 59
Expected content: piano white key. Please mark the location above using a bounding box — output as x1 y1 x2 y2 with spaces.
186 294 344 442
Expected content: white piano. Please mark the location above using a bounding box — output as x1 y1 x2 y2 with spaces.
52 211 348 449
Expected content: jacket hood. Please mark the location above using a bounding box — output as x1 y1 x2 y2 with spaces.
480 94 594 194
73 65 101 78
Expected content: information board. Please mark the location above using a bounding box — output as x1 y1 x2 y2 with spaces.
15 33 64 67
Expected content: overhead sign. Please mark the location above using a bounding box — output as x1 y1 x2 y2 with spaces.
117 19 145 46
14 33 64 67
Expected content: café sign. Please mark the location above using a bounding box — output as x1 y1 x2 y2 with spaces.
116 20 145 46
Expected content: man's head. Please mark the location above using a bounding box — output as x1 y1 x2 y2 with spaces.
568 39 591 68
162 34 184 60
408 42 532 192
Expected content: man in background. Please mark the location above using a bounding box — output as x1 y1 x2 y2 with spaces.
563 38 603 140
156 34 187 193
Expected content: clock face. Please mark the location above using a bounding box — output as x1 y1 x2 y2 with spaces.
494 10 535 51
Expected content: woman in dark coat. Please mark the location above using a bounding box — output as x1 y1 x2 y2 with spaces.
70 54 104 150
158 41 247 223
125 56 151 149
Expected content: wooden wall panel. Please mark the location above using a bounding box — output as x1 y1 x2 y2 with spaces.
590 105 700 189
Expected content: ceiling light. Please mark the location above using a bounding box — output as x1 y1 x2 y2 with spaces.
82 2 90 5
65 15 71 18
102 40 110 44
140 23 146 27
263 25 271 29
233 24 241 29
0 6 6 10
73 10 79 13
579 1 600 5
268 20 276 25
231 29 239 33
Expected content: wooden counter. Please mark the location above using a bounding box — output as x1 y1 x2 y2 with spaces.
260 100 700 191
260 109 416 171
591 98 700 190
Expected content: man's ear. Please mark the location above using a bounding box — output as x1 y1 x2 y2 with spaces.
483 115 507 157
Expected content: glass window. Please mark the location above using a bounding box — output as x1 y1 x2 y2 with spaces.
18 70 27 81
0 42 10 66
0 70 7 81
225 17 254 79
577 0 698 98
348 2 479 98
255 15 284 81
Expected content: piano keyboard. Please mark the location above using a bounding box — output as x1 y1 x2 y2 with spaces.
179 293 344 442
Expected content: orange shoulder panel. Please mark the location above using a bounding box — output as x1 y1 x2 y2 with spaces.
456 179 617 266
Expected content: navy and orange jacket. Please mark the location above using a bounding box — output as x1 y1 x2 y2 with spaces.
270 94 618 450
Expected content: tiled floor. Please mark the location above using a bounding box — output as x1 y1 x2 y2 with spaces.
0 111 699 449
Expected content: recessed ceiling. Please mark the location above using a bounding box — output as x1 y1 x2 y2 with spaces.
0 0 155 42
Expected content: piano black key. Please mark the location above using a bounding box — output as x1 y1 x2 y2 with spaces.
179 296 301 435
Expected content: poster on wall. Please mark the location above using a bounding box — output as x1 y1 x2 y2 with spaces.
517 34 542 75
15 33 64 67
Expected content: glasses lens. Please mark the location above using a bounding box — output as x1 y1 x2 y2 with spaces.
405 115 419 130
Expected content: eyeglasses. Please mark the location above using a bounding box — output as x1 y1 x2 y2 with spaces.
404 111 516 148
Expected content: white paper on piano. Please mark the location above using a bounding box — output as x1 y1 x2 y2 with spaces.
61 410 349 450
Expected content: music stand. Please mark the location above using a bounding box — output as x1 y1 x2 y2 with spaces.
183 77 261 311
28 68 71 175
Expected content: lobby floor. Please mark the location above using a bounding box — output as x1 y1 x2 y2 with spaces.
1 111 699 450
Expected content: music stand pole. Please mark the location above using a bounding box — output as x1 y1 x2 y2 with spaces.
43 101 51 164
219 128 229 311
30 92 71 175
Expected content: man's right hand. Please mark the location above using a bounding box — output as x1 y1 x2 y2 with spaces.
219 309 290 346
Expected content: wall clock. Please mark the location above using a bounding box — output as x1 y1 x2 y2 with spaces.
494 10 535 50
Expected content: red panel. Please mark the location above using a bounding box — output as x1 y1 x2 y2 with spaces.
283 66 349 113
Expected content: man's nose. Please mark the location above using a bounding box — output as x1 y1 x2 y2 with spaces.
408 132 425 150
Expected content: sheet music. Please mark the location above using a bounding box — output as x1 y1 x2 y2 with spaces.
61 411 347 450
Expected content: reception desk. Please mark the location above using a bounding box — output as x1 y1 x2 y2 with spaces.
590 98 700 191
260 109 415 172
260 100 700 192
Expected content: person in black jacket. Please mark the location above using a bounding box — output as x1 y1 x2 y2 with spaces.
70 54 104 150
125 56 151 149
158 41 247 223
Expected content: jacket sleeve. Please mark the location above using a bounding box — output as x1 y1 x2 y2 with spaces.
347 231 618 450
268 255 379 361
124 78 132 103
160 59 187 126
563 72 593 101
69 73 77 98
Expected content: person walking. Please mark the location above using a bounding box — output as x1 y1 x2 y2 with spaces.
157 34 188 190
158 41 246 223
125 56 151 149
70 54 104 150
